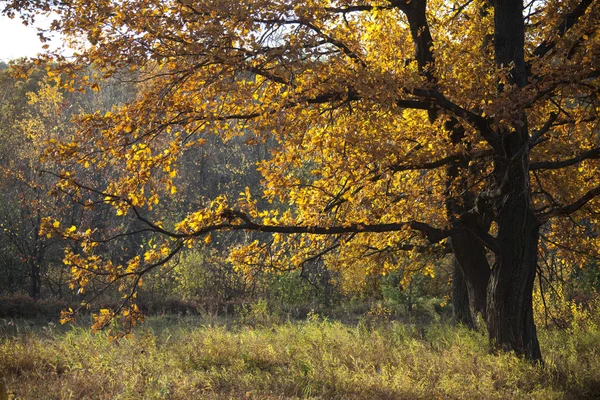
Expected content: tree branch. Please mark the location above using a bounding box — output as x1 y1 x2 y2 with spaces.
204 210 452 244
528 112 558 147
531 147 600 170
533 0 594 58
455 218 501 254
388 149 493 172
325 5 381 14
539 184 600 222
414 89 499 149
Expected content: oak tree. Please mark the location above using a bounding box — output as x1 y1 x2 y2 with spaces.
4 0 600 359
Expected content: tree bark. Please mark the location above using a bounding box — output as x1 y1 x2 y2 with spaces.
487 232 542 360
480 0 542 361
451 257 475 328
451 230 491 326
486 158 541 360
444 121 491 328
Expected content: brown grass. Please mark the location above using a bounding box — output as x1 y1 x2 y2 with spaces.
0 316 599 399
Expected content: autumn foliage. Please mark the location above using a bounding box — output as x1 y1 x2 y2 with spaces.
2 0 599 359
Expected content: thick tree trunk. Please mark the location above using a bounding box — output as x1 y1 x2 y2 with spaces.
444 119 491 328
483 0 542 360
400 0 543 360
486 187 541 360
451 230 491 326
451 257 475 328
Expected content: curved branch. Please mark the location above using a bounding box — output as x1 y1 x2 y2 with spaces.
193 211 452 244
415 89 498 148
539 184 600 222
388 149 494 172
390 0 498 148
44 170 453 244
392 0 436 84
531 148 600 170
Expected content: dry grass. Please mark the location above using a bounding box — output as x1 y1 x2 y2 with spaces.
0 316 599 399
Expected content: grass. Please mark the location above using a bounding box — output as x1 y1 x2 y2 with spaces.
0 315 599 399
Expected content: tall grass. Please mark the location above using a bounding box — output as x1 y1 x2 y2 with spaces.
0 316 599 399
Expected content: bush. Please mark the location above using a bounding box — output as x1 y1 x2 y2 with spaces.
0 295 71 319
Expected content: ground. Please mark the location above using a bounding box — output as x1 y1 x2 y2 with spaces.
1 315 599 399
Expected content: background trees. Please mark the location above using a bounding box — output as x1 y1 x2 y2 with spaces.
1 0 599 360
0 66 69 299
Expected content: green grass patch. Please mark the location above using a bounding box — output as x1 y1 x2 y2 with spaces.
1 317 599 399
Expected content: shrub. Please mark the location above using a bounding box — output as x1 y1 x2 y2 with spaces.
0 295 71 319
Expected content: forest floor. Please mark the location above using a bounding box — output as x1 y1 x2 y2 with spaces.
0 315 599 399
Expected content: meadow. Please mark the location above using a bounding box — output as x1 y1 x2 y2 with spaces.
1 314 599 399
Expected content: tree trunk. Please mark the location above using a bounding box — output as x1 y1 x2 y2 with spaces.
451 230 491 326
30 239 45 300
451 257 475 328
444 119 491 328
482 0 542 361
486 186 541 360
30 262 41 299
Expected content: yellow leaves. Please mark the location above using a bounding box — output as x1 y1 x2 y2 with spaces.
126 256 140 273
91 308 115 333
40 218 80 240
174 220 186 233
59 308 74 325
175 195 233 234
160 245 171 257
423 265 436 279
23 0 600 344
238 186 258 217
143 249 157 263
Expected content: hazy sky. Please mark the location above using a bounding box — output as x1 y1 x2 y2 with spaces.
0 14 61 61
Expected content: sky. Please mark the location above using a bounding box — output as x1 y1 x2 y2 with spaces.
0 14 62 61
